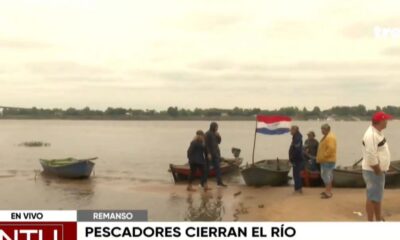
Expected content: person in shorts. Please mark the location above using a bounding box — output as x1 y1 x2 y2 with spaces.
362 111 392 221
316 124 337 199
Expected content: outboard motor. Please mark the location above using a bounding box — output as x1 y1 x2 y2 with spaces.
231 148 241 158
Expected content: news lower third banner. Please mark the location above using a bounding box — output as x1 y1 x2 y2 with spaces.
0 210 397 240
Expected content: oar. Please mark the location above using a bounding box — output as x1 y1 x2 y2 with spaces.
352 157 363 167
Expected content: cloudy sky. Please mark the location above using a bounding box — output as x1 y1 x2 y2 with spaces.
0 0 399 110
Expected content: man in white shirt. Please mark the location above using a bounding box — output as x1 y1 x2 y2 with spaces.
362 111 393 221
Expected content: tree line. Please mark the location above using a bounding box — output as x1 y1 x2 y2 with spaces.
1 105 399 120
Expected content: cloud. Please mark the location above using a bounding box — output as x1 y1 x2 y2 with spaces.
0 38 53 49
130 66 400 89
1 1 400 109
25 61 112 79
190 60 400 73
190 60 235 71
177 12 245 31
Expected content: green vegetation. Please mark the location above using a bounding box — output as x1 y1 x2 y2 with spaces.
1 105 399 121
19 141 51 147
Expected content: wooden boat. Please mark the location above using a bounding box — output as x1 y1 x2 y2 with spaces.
40 157 96 179
333 166 366 188
241 159 291 186
390 160 400 171
333 163 400 188
169 157 243 182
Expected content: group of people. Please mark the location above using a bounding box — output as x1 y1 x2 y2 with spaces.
289 123 337 199
186 122 228 192
290 111 393 221
186 111 393 222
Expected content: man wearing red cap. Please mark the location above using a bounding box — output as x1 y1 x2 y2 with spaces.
362 111 393 221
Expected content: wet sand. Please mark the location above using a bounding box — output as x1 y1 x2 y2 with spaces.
2 175 400 221
135 182 400 221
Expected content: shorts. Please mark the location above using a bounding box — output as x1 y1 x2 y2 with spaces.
362 170 385 202
320 162 336 185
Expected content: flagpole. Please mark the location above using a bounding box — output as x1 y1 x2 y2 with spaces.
251 116 258 165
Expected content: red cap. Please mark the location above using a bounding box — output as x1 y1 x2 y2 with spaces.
372 111 393 122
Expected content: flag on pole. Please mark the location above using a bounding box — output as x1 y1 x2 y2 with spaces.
256 115 292 135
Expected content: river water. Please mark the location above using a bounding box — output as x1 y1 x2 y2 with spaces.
0 120 399 219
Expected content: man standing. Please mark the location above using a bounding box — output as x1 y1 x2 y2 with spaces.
205 122 227 187
317 124 337 199
362 111 392 221
304 131 320 172
289 125 304 193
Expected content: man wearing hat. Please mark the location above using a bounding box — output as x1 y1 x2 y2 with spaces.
362 111 393 221
304 131 320 172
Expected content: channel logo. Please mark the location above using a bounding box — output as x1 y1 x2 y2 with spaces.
0 222 76 240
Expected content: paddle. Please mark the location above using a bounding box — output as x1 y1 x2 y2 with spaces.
352 157 363 167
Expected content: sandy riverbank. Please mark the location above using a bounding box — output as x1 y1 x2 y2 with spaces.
2 176 400 221
133 182 400 221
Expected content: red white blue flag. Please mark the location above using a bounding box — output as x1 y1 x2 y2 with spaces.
256 115 292 135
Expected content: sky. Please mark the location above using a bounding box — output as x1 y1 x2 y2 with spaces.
0 0 399 110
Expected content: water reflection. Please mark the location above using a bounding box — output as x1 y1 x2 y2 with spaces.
37 173 96 203
184 189 225 221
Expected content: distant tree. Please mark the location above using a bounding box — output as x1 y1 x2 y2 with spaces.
312 106 321 116
65 108 79 116
204 108 222 117
278 107 299 116
193 108 203 116
105 107 127 115
167 107 179 117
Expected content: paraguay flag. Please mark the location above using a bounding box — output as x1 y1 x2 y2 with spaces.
256 115 292 135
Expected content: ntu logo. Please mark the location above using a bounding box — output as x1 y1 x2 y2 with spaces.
0 224 63 240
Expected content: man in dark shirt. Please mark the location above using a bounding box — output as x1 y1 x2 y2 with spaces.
187 130 208 191
304 131 320 171
205 122 227 187
289 125 304 193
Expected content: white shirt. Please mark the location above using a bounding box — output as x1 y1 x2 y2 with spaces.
362 125 391 171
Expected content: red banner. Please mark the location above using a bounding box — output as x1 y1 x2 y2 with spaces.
0 222 76 240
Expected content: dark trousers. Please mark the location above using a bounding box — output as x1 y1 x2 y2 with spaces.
211 157 223 185
188 163 207 186
292 161 304 191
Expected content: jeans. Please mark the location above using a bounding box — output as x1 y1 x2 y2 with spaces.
188 163 207 186
211 156 223 185
292 161 304 191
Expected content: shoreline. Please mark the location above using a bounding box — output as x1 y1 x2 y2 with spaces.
1 175 400 221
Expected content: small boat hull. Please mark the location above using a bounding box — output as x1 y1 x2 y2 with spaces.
390 160 400 172
333 164 400 188
40 158 96 179
169 158 243 182
333 168 365 188
241 159 290 187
